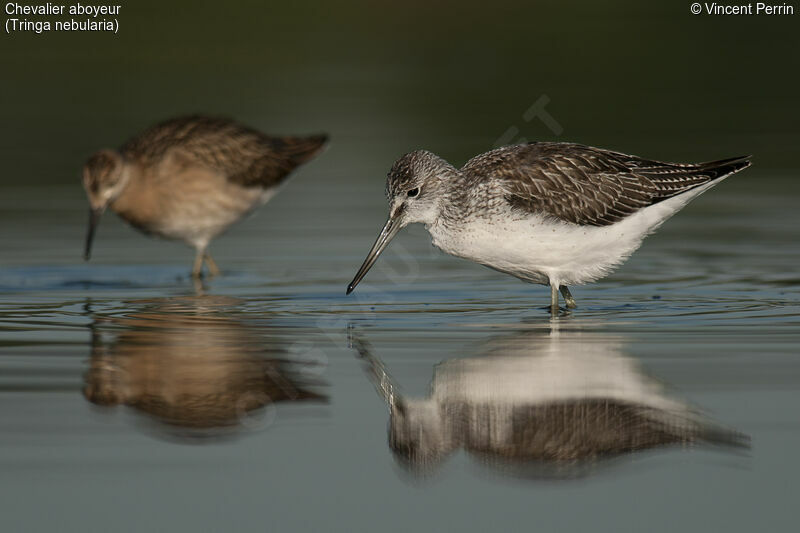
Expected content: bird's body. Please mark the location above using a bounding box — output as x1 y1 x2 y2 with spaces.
82 116 327 276
347 142 751 310
428 162 724 288
108 156 273 251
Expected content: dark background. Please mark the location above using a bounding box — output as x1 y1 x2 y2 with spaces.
1 0 797 190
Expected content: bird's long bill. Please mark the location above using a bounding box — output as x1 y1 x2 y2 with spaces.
346 217 402 295
84 208 102 261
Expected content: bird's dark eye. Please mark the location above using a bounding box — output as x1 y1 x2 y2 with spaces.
407 188 419 198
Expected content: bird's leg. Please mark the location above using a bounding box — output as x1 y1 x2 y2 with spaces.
191 276 206 296
550 283 559 314
560 286 577 308
204 252 221 277
192 248 205 278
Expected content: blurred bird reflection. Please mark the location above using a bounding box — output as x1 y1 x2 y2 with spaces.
84 297 326 440
351 324 748 479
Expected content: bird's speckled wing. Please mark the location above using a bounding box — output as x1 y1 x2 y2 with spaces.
460 143 750 226
120 116 327 188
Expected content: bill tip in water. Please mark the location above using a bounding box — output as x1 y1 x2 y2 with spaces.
346 284 355 295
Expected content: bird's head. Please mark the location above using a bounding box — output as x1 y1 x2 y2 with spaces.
82 149 127 260
384 150 451 226
347 150 456 294
82 150 126 211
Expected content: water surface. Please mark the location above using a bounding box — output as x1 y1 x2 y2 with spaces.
0 175 798 532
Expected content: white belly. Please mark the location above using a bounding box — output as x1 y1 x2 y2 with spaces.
429 182 720 286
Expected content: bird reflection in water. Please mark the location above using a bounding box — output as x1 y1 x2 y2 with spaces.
84 297 326 440
351 325 748 479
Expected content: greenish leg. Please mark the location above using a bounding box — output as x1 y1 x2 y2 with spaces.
550 284 559 313
560 286 577 308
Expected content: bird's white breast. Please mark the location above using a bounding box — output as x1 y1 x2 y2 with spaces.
428 182 719 286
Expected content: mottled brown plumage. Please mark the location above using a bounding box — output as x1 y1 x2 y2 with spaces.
461 142 751 226
119 115 328 189
82 115 328 277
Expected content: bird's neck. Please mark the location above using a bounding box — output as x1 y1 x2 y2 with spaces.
109 163 158 227
430 169 474 225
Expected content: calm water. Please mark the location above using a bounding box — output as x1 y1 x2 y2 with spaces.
0 173 798 532
2 1 799 531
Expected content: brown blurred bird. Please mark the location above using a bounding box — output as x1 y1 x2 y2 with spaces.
82 115 327 277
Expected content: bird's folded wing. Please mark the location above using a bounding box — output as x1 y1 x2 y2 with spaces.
460 143 749 226
226 134 329 188
121 115 327 189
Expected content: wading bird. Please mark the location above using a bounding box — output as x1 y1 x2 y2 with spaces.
82 115 327 277
347 143 749 311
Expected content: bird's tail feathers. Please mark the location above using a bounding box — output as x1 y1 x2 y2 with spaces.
274 134 329 166
696 155 752 179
